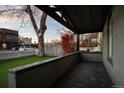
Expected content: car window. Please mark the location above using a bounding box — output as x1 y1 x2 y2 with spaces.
20 46 24 48
26 46 33 48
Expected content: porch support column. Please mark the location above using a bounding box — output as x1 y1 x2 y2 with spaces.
77 34 80 51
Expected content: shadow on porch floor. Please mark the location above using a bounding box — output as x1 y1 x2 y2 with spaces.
51 62 113 88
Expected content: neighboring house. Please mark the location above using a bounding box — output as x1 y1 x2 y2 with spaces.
97 32 103 52
80 33 102 52
18 36 32 45
80 32 103 52
90 33 98 43
80 33 98 47
0 28 18 50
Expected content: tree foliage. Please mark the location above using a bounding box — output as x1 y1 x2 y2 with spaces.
61 32 75 54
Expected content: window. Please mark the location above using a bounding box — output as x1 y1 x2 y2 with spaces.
0 33 2 41
7 34 17 41
107 14 113 66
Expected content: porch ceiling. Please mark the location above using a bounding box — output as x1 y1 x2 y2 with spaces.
36 5 111 34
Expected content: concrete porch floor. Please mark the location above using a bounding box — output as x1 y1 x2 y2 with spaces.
51 62 113 88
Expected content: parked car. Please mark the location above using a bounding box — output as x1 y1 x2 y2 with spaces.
11 45 20 50
12 45 35 51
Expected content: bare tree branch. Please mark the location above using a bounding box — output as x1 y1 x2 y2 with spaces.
39 12 47 32
17 13 28 30
0 5 47 56
26 5 39 34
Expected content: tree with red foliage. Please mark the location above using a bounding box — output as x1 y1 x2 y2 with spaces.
61 32 75 55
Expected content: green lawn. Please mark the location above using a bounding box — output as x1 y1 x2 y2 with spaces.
0 55 54 88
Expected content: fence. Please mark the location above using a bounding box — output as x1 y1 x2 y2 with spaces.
0 50 36 61
0 44 63 61
44 43 63 56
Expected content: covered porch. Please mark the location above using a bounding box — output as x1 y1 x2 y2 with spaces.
8 51 112 88
8 5 113 88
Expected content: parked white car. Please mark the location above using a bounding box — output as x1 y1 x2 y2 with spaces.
12 45 35 52
19 45 35 51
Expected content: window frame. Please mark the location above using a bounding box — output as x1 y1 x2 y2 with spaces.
107 13 113 66
0 33 2 41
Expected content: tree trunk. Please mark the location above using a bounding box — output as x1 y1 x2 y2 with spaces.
38 13 47 56
26 5 47 56
38 33 45 56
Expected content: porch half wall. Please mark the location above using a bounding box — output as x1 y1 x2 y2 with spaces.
8 51 103 88
103 6 124 87
8 52 79 88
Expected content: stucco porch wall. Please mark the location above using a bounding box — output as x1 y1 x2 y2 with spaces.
103 6 124 87
8 51 80 88
80 51 103 62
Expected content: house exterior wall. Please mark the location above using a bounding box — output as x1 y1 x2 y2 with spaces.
80 51 103 62
0 28 18 50
97 32 103 52
103 6 124 87
21 37 32 45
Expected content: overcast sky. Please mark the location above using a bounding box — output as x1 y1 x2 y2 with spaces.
0 6 67 43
